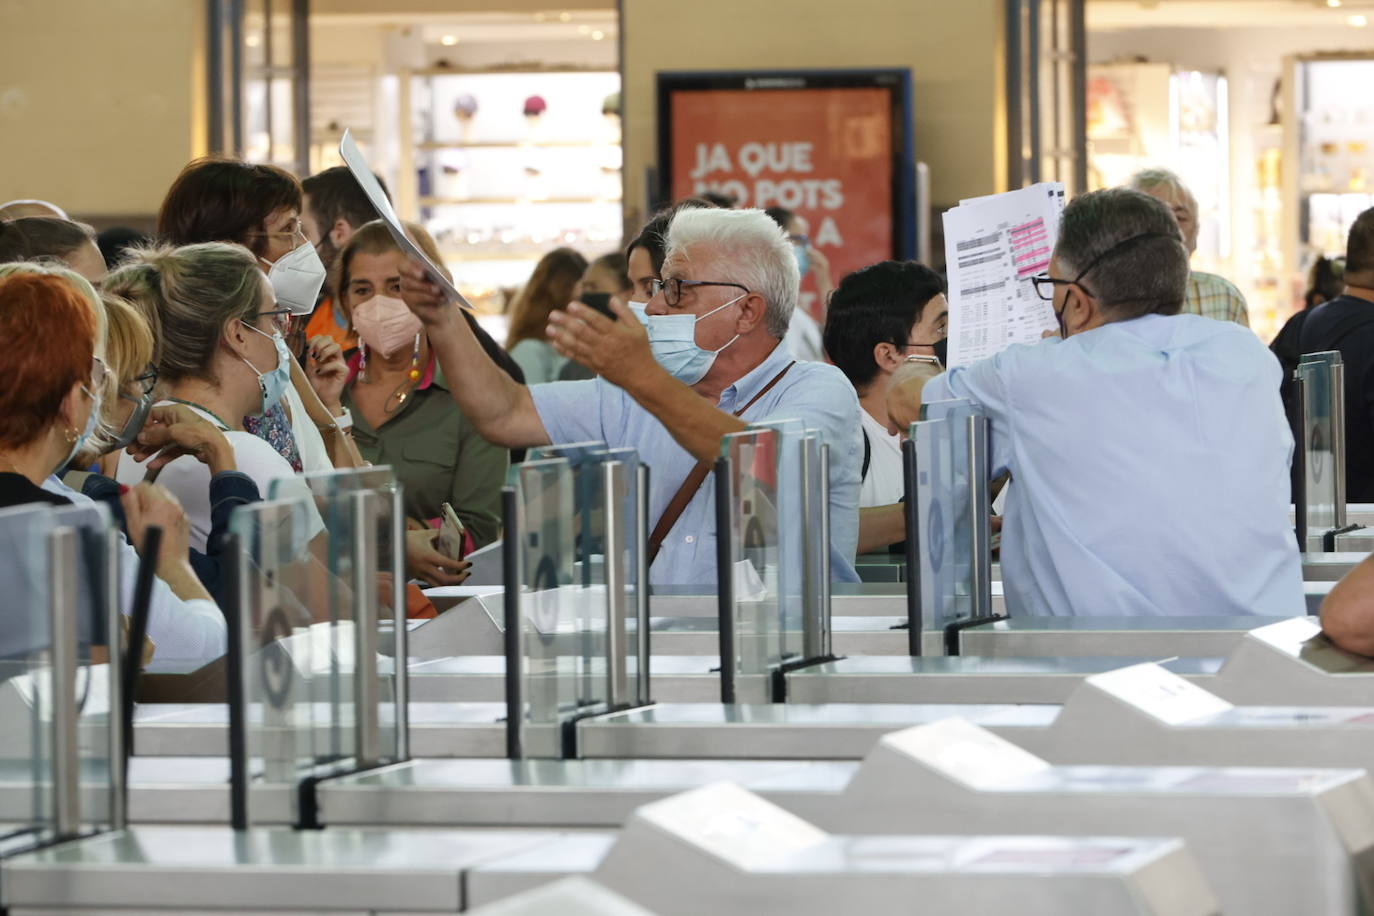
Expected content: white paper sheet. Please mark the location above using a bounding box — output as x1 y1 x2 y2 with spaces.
338 129 475 311
943 182 1065 368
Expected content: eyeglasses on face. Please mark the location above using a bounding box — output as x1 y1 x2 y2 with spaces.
650 277 749 308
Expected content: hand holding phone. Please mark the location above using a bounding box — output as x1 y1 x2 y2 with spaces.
578 292 616 321
437 502 468 562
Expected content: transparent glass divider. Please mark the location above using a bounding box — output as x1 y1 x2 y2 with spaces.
1295 351 1349 549
0 502 121 854
271 467 407 765
750 420 809 669
717 428 784 704
503 458 587 759
908 415 957 637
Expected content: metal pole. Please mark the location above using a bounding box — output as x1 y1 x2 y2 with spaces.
817 443 832 659
48 528 81 839
389 486 409 760
350 491 380 767
1294 373 1309 550
228 0 244 157
799 437 820 660
602 462 629 708
1069 0 1089 195
224 533 249 831
105 528 126 830
902 437 923 656
715 457 736 705
967 416 993 620
263 0 274 164
1027 0 1042 185
1331 362 1348 528
634 464 651 704
292 0 311 177
206 0 226 154
501 488 524 759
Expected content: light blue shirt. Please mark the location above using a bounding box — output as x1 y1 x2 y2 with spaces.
531 341 862 586
923 313 1303 618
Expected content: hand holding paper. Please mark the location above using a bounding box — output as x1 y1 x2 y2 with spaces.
338 129 475 312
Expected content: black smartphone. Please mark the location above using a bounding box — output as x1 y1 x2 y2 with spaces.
580 292 616 320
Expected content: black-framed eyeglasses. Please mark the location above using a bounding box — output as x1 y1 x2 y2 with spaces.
256 308 293 334
1029 231 1178 302
128 362 158 398
650 277 749 308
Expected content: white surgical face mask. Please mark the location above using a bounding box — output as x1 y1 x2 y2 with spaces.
263 239 327 316
629 295 743 385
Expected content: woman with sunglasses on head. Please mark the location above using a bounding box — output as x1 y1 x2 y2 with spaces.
107 242 323 551
62 289 262 609
157 158 354 475
0 262 227 665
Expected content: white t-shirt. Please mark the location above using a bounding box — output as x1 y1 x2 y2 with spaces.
283 383 332 474
116 402 324 552
858 407 904 508
784 308 825 363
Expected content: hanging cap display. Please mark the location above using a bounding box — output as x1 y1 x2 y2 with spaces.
452 93 479 120
602 92 621 117
523 94 548 117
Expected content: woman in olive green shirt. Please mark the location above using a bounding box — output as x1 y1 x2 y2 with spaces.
334 223 507 555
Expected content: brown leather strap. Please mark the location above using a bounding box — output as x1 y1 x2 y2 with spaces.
647 362 796 564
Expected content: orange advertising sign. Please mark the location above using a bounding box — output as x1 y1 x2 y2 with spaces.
666 85 901 318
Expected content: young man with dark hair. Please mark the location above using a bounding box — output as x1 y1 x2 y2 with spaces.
1287 207 1374 501
298 166 390 349
822 260 947 510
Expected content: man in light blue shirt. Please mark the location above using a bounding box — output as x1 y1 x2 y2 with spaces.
894 187 1302 617
400 207 862 586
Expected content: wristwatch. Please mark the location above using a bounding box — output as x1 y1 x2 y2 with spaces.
333 407 354 431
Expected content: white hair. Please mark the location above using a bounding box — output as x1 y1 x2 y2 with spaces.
664 207 799 339
1126 168 1197 214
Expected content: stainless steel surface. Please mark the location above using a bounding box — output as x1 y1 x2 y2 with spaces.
131 702 508 758
352 490 380 767
968 415 992 620
389 482 410 761
634 464 650 704
48 526 79 838
818 443 833 657
407 656 722 703
603 461 628 708
959 616 1295 658
0 825 565 912
104 527 125 831
1333 360 1347 526
466 834 618 909
1301 553 1367 581
317 757 850 827
575 703 1058 760
786 655 1222 704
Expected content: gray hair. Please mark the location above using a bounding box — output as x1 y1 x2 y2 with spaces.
665 207 799 339
104 242 262 384
1054 188 1190 319
1126 168 1197 215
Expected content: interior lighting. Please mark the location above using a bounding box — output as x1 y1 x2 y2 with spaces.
559 11 572 21
440 34 458 46
1327 0 1342 7
591 29 606 40
578 24 591 34
1350 13 1368 26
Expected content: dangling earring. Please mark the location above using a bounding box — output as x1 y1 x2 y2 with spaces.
65 427 79 445
359 342 368 382
408 333 422 382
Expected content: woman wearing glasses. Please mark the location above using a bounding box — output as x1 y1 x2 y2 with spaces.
157 158 350 474
107 242 323 552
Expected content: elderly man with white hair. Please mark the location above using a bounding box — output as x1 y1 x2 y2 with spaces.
1127 168 1249 327
399 206 862 585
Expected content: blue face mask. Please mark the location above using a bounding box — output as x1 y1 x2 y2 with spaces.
60 386 103 472
793 242 810 278
629 296 744 385
240 322 293 416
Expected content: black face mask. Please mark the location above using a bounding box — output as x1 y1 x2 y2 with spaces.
933 336 948 367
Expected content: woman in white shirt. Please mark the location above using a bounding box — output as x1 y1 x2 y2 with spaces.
821 260 948 553
107 242 323 550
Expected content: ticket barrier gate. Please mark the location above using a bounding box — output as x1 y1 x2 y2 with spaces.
0 494 1219 914
1297 351 1374 552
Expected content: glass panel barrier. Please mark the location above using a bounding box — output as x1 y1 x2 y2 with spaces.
1296 351 1345 546
750 419 807 668
909 414 958 634
0 502 120 854
274 467 406 766
504 458 583 759
717 427 783 704
920 399 980 624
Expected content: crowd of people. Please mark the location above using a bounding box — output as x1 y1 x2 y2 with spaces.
4 156 1374 665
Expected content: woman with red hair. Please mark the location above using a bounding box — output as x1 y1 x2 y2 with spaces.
0 262 226 663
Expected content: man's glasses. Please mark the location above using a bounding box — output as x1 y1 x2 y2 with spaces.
1029 231 1178 302
650 277 749 308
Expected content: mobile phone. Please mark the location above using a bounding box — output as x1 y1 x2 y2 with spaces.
437 502 467 561
579 292 616 320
